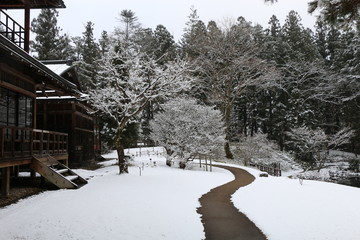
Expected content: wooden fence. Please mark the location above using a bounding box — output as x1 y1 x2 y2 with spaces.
250 162 282 176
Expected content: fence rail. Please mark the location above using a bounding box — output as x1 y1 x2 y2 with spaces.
0 126 68 160
0 10 25 49
250 162 282 176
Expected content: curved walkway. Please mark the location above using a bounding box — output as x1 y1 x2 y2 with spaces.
197 165 267 240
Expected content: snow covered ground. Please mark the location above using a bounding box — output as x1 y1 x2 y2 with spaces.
0 147 359 240
0 147 233 240
232 166 360 240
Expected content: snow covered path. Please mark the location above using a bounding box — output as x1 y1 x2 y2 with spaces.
0 151 233 240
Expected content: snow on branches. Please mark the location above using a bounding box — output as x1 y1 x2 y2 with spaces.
84 47 191 130
286 126 354 171
150 97 224 164
83 46 191 173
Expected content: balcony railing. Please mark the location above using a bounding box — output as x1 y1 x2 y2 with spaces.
0 126 68 160
0 10 25 49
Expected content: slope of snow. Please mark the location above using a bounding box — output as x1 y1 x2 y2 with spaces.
0 149 233 240
232 167 360 240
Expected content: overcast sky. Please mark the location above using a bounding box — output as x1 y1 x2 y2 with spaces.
10 0 317 41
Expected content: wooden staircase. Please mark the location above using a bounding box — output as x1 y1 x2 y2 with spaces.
31 155 88 189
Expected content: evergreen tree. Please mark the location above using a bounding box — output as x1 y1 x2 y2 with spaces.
282 11 319 62
153 24 177 64
115 9 141 46
31 9 72 60
180 7 208 59
77 21 100 91
99 31 110 56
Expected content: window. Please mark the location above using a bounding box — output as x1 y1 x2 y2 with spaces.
0 87 33 128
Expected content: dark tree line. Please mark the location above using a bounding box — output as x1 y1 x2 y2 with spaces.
180 8 360 161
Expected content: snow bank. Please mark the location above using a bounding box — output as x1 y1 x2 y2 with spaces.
0 149 233 240
232 169 360 240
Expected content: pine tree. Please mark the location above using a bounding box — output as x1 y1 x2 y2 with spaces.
31 9 72 60
115 9 141 46
180 7 208 59
153 24 177 64
77 21 100 91
99 31 110 56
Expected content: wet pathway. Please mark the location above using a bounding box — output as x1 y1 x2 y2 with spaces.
197 165 267 240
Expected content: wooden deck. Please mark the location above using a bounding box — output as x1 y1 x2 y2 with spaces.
0 126 69 197
0 126 68 168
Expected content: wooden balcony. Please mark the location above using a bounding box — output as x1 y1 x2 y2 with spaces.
0 10 25 50
0 126 68 168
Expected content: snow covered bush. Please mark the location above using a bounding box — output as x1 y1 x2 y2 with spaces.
232 133 294 170
150 97 224 167
286 126 354 171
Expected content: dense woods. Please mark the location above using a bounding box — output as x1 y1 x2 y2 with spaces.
30 5 360 173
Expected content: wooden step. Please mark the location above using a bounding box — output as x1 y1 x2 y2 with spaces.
56 169 68 174
31 154 88 189
65 175 79 182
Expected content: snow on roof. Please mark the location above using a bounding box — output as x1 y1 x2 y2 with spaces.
37 96 76 100
45 64 72 76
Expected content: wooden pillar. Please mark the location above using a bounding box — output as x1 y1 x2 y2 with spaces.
30 170 36 178
24 0 30 53
13 166 19 178
205 156 208 172
1 167 11 197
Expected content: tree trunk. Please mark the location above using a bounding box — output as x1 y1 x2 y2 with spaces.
224 141 234 159
224 103 234 159
115 130 128 174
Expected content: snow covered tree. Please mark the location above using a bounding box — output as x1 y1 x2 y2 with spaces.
308 0 360 29
150 97 224 166
99 31 111 56
76 21 100 91
266 0 360 29
234 133 279 166
84 47 191 174
286 126 354 171
180 7 208 59
115 9 141 45
192 18 279 159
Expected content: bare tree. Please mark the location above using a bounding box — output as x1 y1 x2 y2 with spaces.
194 19 279 159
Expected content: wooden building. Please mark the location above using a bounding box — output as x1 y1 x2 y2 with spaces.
0 0 91 198
37 60 101 168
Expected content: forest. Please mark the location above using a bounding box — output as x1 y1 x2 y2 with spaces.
30 6 360 176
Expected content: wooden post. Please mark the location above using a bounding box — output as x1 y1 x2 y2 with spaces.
1 167 11 197
210 156 212 172
24 0 30 53
0 127 3 158
199 154 202 168
13 166 19 178
205 155 208 172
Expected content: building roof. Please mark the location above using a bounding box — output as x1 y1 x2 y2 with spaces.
0 34 79 96
42 60 82 92
0 0 65 9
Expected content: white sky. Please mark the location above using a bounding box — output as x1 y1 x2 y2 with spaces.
8 0 317 41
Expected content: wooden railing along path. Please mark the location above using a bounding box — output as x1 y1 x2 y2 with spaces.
250 162 282 176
